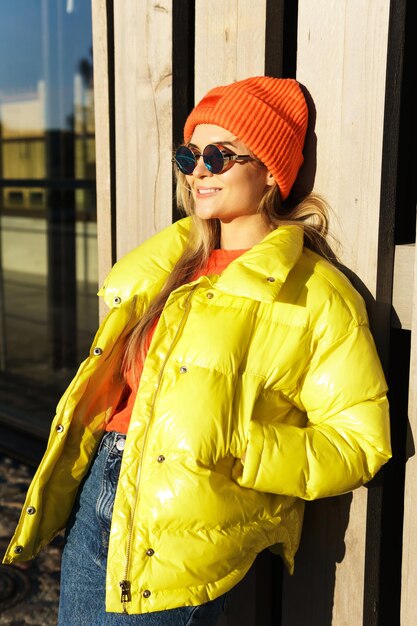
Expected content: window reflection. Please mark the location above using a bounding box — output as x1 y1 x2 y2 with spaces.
0 0 97 447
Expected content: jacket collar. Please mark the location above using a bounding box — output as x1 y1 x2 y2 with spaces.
213 224 304 301
100 217 305 306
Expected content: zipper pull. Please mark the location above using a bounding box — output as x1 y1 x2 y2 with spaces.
120 580 131 604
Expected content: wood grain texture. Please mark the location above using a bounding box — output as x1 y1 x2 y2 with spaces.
392 244 414 330
91 0 113 320
194 0 266 102
297 0 390 293
114 0 173 260
282 2 391 625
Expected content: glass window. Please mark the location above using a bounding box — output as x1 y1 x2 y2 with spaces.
0 0 98 451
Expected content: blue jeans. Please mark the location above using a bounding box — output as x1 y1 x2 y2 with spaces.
58 431 227 626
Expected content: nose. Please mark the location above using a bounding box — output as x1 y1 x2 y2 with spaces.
192 154 212 177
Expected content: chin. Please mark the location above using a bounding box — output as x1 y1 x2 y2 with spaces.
194 206 221 220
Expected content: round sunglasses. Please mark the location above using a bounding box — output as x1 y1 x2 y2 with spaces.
172 143 261 175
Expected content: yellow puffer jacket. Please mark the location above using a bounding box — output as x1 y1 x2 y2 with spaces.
3 218 391 614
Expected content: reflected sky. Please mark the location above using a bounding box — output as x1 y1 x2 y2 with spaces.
0 0 93 129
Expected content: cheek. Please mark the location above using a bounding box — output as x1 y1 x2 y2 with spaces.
237 174 267 203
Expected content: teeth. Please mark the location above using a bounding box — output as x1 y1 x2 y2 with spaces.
198 188 220 194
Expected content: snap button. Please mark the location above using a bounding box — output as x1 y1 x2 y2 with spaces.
26 506 36 515
266 276 275 283
113 296 122 305
146 548 155 557
157 454 165 463
116 438 125 451
56 424 64 433
14 546 23 554
142 589 151 598
179 366 188 374
93 347 103 356
206 292 214 299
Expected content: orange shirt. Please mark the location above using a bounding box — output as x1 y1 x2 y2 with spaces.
106 248 247 434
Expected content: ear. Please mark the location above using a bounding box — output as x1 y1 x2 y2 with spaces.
265 171 276 188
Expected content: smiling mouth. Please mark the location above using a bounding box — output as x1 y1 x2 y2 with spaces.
196 188 221 196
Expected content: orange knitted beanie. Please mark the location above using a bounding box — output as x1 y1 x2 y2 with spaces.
183 76 308 201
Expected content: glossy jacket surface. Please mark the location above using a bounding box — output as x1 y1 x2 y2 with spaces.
3 218 391 614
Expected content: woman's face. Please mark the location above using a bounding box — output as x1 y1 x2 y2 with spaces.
185 124 275 225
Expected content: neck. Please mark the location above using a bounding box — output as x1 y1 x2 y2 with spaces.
219 214 273 250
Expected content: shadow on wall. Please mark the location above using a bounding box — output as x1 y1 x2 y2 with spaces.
291 83 317 202
282 494 352 624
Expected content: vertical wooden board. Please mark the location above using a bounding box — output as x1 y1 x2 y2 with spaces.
114 0 173 260
281 490 368 626
281 2 391 626
194 0 266 102
332 489 369 624
91 0 113 320
392 244 414 330
401 240 417 625
297 0 390 292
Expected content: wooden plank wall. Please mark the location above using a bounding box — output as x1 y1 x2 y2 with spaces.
91 1 414 624
283 4 392 626
194 1 267 101
113 0 173 259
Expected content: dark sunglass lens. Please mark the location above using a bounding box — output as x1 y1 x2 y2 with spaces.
175 146 197 174
203 145 225 174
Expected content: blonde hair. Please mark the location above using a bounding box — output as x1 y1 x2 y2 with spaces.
121 169 337 377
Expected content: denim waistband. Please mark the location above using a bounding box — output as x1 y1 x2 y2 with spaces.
98 430 126 454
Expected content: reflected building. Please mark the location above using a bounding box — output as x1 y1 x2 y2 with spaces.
0 1 98 461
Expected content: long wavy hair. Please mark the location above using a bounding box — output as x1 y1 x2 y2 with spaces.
121 165 338 377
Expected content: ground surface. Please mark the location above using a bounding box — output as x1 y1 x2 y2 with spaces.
0 454 63 625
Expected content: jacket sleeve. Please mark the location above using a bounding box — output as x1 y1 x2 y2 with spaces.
236 314 392 500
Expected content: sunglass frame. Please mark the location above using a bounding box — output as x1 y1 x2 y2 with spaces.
172 143 260 175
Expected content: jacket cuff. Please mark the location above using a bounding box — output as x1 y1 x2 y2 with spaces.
237 420 265 490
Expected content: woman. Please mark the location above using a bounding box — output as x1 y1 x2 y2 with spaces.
3 76 391 625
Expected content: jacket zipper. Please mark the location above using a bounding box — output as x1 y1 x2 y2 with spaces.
119 286 196 611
